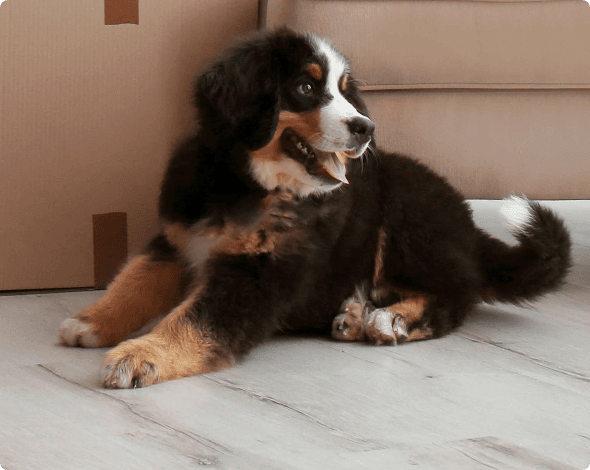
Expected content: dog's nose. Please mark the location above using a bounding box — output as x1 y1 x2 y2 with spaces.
346 117 375 144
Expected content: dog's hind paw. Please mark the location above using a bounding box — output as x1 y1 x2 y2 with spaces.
364 309 408 345
332 289 374 341
58 317 102 348
332 312 364 341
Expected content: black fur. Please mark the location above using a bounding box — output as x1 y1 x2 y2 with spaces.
478 200 572 304
152 28 572 360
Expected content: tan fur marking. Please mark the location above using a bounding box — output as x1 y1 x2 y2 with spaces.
213 231 274 256
341 75 348 91
103 287 236 388
372 227 387 287
212 192 307 258
250 110 322 163
385 293 434 325
405 326 434 342
306 63 323 81
164 193 306 261
163 222 222 252
66 255 184 347
163 223 192 251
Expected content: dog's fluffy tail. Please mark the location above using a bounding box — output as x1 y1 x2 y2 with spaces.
479 196 572 304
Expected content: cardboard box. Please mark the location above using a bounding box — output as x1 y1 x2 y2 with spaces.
0 0 259 291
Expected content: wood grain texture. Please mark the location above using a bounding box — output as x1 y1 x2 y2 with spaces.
0 201 588 470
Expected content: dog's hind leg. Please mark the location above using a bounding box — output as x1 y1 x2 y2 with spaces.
363 290 435 345
59 235 187 348
332 286 435 345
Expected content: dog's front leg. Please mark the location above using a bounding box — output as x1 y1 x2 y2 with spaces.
101 284 236 389
101 249 299 388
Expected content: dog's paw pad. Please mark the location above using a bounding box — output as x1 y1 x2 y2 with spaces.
102 353 161 389
58 317 101 348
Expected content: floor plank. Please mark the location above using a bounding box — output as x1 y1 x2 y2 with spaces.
1 200 589 470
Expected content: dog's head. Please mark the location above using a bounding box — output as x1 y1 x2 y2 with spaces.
195 28 375 197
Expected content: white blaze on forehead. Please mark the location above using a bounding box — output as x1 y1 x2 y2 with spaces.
310 34 349 92
308 34 367 152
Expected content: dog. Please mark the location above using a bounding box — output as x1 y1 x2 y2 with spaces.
58 28 572 388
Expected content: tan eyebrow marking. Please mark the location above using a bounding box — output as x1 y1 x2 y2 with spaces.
340 75 349 91
306 63 323 81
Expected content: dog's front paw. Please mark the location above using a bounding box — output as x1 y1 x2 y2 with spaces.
102 338 163 389
59 317 102 348
364 309 408 345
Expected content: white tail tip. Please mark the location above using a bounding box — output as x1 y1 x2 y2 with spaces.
501 195 533 233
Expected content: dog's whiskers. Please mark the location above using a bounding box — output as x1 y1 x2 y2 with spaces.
351 78 369 86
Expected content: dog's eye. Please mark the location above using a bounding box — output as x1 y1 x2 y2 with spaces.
297 83 314 96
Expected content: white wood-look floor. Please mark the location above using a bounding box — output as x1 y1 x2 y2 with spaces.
1 200 589 470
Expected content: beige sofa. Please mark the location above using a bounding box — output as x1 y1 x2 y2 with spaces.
259 0 590 199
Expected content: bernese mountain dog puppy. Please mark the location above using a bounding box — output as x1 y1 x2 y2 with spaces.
58 28 571 388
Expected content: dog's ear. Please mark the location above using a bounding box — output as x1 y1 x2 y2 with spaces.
194 45 280 150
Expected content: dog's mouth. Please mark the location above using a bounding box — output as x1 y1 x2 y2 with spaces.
280 128 350 185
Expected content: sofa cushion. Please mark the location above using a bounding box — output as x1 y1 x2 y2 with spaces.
365 89 590 199
260 0 590 90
